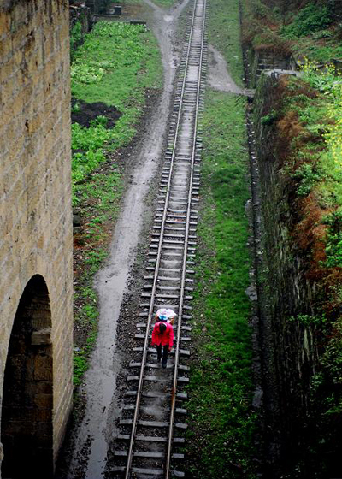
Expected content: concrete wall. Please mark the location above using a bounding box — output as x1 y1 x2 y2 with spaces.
0 0 73 475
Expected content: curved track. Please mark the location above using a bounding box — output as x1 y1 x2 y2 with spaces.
110 1 207 476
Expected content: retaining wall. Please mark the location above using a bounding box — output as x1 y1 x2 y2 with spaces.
251 70 322 476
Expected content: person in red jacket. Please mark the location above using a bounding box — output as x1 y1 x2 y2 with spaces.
151 320 174 369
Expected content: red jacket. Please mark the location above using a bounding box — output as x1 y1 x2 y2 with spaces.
151 321 174 348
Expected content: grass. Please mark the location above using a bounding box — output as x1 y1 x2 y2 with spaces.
239 0 342 475
290 37 342 64
281 3 332 38
72 21 162 133
73 169 123 386
207 0 245 87
71 22 162 199
152 0 178 7
71 21 162 386
182 0 257 476
281 63 342 232
185 91 256 478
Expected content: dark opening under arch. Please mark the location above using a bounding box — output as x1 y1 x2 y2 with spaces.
1 275 53 479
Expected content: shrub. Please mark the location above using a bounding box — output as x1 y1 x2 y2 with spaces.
324 209 342 267
70 21 83 62
292 163 322 196
282 3 332 37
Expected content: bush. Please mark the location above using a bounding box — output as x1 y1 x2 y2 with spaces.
324 209 342 267
282 3 332 37
70 21 83 61
292 163 322 196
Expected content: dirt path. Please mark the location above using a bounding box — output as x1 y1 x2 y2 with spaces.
63 1 191 478
208 43 254 96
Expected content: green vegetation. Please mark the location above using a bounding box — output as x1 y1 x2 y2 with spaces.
71 22 161 149
283 63 342 234
290 37 342 65
71 21 161 203
185 91 256 478
292 162 322 197
71 118 133 188
257 61 342 316
71 21 162 386
71 22 162 100
74 287 98 387
73 170 123 386
152 0 178 7
240 0 342 475
183 0 257 476
70 21 82 60
207 0 245 86
241 0 342 63
240 0 292 58
261 110 278 125
281 3 332 38
254 43 342 479
289 314 327 327
324 210 342 268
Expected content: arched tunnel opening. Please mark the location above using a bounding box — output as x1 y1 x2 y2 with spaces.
1 275 54 479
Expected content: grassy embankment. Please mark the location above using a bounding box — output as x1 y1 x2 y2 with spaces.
70 21 162 386
184 0 257 477
241 0 342 64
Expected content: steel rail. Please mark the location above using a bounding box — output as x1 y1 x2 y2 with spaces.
165 0 207 477
124 0 202 476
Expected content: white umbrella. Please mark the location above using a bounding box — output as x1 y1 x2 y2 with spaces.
155 308 176 321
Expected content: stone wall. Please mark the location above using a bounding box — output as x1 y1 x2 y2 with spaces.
244 48 294 88
0 0 73 476
252 72 320 476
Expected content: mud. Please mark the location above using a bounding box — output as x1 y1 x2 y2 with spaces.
71 99 121 128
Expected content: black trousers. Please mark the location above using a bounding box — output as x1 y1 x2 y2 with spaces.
156 344 169 364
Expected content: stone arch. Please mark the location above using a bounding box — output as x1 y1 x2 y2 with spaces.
1 275 53 479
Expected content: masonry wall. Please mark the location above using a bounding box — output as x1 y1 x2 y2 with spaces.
252 72 320 477
0 0 73 474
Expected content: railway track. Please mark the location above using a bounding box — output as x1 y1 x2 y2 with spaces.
110 0 207 476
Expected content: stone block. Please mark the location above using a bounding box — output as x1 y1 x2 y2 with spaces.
31 328 51 346
33 356 53 383
1 1 73 474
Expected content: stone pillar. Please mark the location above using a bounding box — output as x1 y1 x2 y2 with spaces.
0 0 73 476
